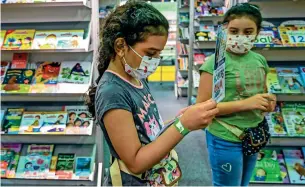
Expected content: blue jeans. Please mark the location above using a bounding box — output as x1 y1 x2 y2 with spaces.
206 130 258 186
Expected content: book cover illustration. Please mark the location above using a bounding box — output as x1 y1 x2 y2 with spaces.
23 144 54 179
279 26 305 47
18 112 44 134
299 67 305 88
58 61 91 84
55 153 75 179
265 112 287 136
276 68 304 94
251 149 283 183
64 106 92 135
277 153 290 184
255 27 283 48
1 108 24 134
0 30 6 47
32 61 61 84
0 110 5 127
40 112 67 134
283 149 305 184
11 53 28 69
32 31 59 49
75 157 92 178
56 30 84 49
0 143 22 178
0 61 10 84
282 103 305 136
266 68 282 94
1 69 35 93
2 30 35 50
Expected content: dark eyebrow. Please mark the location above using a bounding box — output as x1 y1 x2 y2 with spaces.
245 28 255 30
147 47 163 51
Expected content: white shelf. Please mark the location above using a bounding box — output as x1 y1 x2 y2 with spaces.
195 15 224 25
1 2 91 8
1 48 93 53
194 40 216 49
253 47 305 61
268 137 305 147
1 178 96 186
1 93 86 102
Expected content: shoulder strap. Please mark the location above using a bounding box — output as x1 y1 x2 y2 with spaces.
215 118 244 138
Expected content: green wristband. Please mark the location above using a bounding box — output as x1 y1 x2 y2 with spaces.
174 119 190 136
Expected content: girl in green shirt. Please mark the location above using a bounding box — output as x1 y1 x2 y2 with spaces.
198 3 276 186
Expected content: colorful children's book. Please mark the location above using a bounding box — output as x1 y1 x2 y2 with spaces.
277 153 290 184
282 103 305 137
23 144 54 179
0 61 11 84
0 30 6 47
32 61 61 84
32 31 58 49
266 68 282 94
276 68 304 94
29 84 57 94
265 112 287 136
19 112 44 134
55 153 75 179
278 26 305 47
41 112 67 134
64 106 92 135
11 53 28 69
0 110 5 127
75 157 92 178
251 149 283 183
283 149 305 184
58 61 91 84
1 143 22 179
255 27 283 48
1 69 35 93
1 108 24 134
2 30 35 50
299 67 305 88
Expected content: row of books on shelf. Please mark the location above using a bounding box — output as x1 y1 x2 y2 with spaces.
1 56 91 94
1 0 83 3
177 43 189 56
250 148 305 184
195 0 227 17
0 106 93 135
0 29 86 50
179 27 189 40
267 67 305 94
178 58 188 70
1 143 95 180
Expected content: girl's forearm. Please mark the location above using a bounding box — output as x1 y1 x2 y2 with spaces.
216 100 248 116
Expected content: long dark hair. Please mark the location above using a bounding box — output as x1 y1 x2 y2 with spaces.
86 0 169 118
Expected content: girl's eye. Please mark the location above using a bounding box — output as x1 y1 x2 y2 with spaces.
230 30 238 34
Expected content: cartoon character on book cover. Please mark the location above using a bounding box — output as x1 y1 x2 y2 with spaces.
64 106 92 135
58 61 91 84
32 31 58 49
56 30 84 49
276 68 304 94
277 153 290 183
19 112 44 134
39 112 67 134
265 112 287 136
2 30 35 50
1 143 22 178
266 68 282 94
0 61 10 84
32 61 61 84
1 108 24 134
283 149 305 184
255 27 283 48
1 69 35 93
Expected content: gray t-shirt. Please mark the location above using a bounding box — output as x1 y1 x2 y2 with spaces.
95 71 164 185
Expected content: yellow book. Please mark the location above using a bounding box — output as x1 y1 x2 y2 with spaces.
2 30 35 50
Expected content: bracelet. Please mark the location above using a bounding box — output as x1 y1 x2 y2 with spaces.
174 119 190 136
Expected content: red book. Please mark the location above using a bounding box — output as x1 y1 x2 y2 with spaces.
11 53 28 69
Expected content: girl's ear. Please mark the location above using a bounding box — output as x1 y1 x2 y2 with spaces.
114 38 127 58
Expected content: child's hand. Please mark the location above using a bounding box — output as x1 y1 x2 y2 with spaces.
242 94 275 112
266 94 277 112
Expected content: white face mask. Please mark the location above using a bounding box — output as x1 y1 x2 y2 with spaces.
123 46 161 79
226 35 256 54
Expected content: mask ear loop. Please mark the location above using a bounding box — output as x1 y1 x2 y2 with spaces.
128 45 143 59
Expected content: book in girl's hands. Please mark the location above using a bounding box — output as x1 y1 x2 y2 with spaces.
23 144 54 179
32 61 61 84
11 53 28 69
282 103 305 137
1 108 24 134
19 112 44 134
64 106 93 135
1 69 35 93
55 153 75 179
58 61 91 84
277 153 290 184
266 68 282 94
0 30 6 47
251 149 283 183
276 68 304 94
283 149 305 184
255 27 283 48
0 61 10 84
265 112 287 136
278 26 305 47
2 30 35 50
75 157 92 178
0 143 22 178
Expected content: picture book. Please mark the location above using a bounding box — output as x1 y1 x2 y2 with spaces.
29 84 57 94
2 30 35 50
0 143 22 178
283 149 305 184
0 30 6 47
75 157 92 178
0 61 10 84
0 110 5 127
266 68 282 94
11 53 28 69
19 112 44 134
56 30 84 49
1 69 35 93
23 144 54 179
279 26 305 47
55 153 75 179
265 112 287 136
276 68 304 94
251 149 283 183
1 108 24 134
64 106 92 135
299 67 305 88
282 103 305 136
32 30 59 49
255 27 283 48
39 112 67 134
32 61 61 84
277 153 290 184
47 156 57 178
58 61 91 84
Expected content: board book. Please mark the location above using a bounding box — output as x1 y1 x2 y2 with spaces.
58 61 91 84
55 153 75 179
0 143 22 178
32 61 61 84
1 69 35 93
276 67 304 94
277 153 290 184
266 68 282 94
0 61 10 84
255 27 283 48
2 30 35 50
265 112 287 136
251 149 283 183
0 30 6 47
1 108 24 134
19 112 44 134
282 103 305 137
283 149 305 184
11 53 28 69
278 26 305 47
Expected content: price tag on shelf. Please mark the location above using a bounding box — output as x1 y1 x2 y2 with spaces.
212 25 227 103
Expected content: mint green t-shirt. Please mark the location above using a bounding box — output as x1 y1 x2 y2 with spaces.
200 51 269 142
